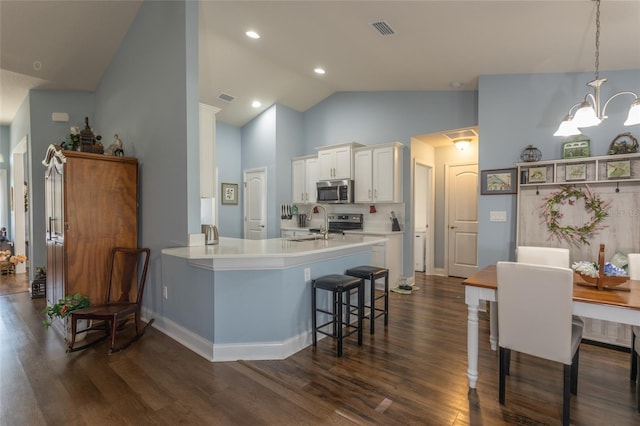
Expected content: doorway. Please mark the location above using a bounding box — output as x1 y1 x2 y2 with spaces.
413 161 433 274
11 137 28 275
243 168 267 240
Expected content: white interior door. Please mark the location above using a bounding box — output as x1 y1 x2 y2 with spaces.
243 168 267 240
12 137 27 274
446 163 478 278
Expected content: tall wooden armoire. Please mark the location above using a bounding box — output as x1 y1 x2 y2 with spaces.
43 145 138 309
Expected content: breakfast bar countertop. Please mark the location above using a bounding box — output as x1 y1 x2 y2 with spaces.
162 235 387 271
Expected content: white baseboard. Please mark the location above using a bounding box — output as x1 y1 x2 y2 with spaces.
141 307 312 362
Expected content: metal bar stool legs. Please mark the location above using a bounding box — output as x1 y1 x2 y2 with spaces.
312 274 364 357
345 266 389 334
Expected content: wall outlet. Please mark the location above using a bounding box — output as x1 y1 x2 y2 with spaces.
304 268 311 281
163 285 168 299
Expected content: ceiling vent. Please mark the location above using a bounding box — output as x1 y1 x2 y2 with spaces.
217 92 235 103
369 20 396 36
443 129 478 141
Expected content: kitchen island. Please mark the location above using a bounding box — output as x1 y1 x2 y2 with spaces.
158 234 386 361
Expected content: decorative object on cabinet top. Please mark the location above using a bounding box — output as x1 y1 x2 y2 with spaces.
104 134 125 156
520 145 541 162
561 135 590 159
608 132 638 155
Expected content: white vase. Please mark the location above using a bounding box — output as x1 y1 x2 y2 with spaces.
65 318 92 343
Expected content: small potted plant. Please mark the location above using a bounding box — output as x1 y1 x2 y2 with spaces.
43 293 91 341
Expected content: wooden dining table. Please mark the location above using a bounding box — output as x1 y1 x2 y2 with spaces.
462 264 640 389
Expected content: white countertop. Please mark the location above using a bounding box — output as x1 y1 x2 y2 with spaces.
162 235 387 271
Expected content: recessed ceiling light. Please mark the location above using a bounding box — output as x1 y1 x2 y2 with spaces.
449 82 464 89
314 68 326 75
246 30 260 39
251 100 261 108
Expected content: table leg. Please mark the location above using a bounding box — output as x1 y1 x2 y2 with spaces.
467 302 479 389
490 301 498 351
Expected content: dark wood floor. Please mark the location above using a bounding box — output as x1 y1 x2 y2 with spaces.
1 273 639 425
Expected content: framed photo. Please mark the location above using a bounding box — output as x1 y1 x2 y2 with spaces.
528 166 547 183
566 163 586 181
221 182 238 205
562 140 591 159
480 168 517 195
606 160 631 179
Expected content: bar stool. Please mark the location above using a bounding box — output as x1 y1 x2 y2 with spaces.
311 274 364 357
345 266 389 334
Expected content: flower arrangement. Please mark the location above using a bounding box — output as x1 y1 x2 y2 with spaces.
0 249 27 264
541 185 610 246
43 293 90 329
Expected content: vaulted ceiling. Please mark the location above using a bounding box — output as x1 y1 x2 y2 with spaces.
2 1 639 128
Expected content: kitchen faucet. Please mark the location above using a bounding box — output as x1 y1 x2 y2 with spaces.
312 204 329 240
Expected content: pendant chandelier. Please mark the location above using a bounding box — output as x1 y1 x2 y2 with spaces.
554 0 640 137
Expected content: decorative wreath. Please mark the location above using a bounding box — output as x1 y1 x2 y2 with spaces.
541 185 610 245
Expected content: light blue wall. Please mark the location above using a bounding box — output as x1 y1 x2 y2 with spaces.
27 91 95 273
241 106 277 237
477 69 640 268
93 0 199 315
275 104 304 235
216 122 242 237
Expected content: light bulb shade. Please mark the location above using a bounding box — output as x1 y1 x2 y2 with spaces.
624 99 640 126
572 102 601 127
553 117 581 137
454 140 470 150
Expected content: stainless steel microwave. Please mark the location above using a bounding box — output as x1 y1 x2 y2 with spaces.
316 179 354 204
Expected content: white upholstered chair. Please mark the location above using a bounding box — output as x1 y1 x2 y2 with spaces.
628 253 640 412
497 261 582 426
516 246 584 328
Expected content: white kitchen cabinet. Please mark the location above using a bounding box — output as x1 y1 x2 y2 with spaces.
316 142 362 180
291 155 318 204
346 231 404 288
354 142 403 203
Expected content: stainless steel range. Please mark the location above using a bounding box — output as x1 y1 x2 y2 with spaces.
328 213 363 233
309 213 363 234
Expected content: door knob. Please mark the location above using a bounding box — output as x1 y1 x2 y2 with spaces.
449 226 457 229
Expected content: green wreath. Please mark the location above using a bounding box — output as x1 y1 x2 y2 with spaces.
541 185 610 245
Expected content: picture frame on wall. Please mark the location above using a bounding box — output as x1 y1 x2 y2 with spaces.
480 168 517 195
528 166 547 183
565 163 586 181
221 182 239 205
606 160 631 179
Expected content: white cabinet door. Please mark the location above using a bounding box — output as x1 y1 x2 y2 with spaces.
372 146 396 202
305 158 318 203
317 150 335 180
354 150 372 202
317 146 353 180
291 159 305 203
353 143 403 204
333 146 352 179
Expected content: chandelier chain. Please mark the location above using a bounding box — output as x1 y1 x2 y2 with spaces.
594 0 600 80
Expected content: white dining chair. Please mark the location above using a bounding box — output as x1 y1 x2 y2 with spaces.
497 261 582 426
516 246 584 328
628 253 640 412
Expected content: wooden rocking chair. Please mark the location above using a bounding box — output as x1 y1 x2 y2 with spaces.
67 247 153 354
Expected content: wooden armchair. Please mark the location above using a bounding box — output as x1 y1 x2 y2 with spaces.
67 247 153 354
